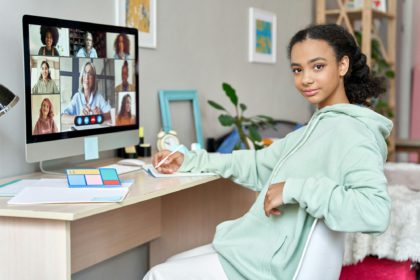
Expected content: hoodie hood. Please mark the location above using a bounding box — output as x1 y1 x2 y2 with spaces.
315 103 393 161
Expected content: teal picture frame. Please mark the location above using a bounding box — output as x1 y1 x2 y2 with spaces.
158 90 204 149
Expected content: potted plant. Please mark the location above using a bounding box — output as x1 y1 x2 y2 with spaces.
208 82 275 150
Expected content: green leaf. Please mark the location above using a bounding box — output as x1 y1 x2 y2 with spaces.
207 100 227 111
385 70 395 79
248 125 261 142
218 114 235 126
256 115 275 122
354 31 362 46
240 103 247 113
222 82 238 106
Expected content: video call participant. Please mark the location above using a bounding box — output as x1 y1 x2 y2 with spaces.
33 97 58 135
114 33 131 60
32 60 59 94
62 61 111 123
76 31 98 58
115 60 135 92
116 94 135 125
38 26 60 56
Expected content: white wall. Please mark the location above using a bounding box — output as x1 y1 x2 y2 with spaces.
0 0 313 279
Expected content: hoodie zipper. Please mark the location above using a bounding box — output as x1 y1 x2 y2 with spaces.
264 112 323 279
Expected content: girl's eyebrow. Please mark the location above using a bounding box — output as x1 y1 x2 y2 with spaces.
308 57 327 63
290 57 327 67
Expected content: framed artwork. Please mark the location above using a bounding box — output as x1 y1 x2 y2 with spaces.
248 7 277 64
116 0 157 48
158 90 204 149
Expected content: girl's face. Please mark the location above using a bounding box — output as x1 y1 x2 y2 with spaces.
124 96 131 113
45 32 53 48
41 63 49 80
83 64 95 93
290 39 349 109
41 101 50 118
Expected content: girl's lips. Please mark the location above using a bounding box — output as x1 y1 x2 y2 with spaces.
303 89 319 97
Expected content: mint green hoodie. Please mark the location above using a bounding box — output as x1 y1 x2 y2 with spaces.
179 104 393 280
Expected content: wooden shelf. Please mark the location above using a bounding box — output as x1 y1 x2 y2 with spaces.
316 0 397 160
325 8 395 19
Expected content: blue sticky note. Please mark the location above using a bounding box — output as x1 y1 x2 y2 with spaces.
100 168 119 180
68 174 86 186
84 137 99 160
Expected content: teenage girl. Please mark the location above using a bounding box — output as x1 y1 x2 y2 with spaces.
145 24 393 280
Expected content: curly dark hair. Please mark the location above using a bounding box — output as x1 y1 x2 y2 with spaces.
40 26 59 46
287 24 385 105
114 33 130 55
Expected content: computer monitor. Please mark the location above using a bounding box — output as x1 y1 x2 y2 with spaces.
22 15 139 163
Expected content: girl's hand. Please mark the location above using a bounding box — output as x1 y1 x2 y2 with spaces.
152 150 184 174
264 182 285 217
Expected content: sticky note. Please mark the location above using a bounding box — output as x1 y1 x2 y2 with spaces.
68 174 86 186
68 169 100 175
100 169 119 180
66 168 121 188
84 137 99 160
85 175 103 185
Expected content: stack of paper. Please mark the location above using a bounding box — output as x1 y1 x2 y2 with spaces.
3 179 133 205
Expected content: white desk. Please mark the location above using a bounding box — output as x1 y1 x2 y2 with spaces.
0 159 255 280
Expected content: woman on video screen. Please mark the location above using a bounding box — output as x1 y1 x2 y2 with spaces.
62 61 110 122
114 33 131 60
33 97 58 135
38 26 60 56
116 93 135 125
32 61 59 94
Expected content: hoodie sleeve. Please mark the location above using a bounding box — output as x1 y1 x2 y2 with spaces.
179 137 292 192
282 142 391 234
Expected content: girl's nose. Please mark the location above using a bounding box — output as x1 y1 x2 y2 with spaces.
301 71 314 86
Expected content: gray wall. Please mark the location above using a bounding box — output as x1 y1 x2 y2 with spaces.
0 0 313 279
0 0 312 178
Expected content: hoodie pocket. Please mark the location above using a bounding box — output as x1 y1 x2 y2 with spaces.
214 212 288 278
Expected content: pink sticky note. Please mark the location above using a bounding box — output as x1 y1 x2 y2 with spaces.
85 174 103 186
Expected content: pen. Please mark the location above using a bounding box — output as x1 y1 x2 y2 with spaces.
155 145 183 169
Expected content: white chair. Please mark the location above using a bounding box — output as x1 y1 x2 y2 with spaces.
145 219 345 280
294 219 345 280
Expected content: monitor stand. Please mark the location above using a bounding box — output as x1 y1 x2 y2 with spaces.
39 137 101 175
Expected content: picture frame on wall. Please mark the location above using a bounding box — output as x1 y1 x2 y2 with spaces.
248 7 277 64
115 0 157 48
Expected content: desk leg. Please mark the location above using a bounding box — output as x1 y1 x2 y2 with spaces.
0 217 70 280
149 179 255 266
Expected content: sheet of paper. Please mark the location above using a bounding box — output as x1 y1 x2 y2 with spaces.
101 164 142 175
7 187 129 205
144 164 217 178
0 179 67 197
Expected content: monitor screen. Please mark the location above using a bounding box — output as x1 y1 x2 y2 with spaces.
22 15 139 162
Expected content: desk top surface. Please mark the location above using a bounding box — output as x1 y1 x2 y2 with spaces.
0 158 219 221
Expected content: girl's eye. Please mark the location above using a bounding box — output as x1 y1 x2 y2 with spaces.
292 68 302 74
314 64 324 71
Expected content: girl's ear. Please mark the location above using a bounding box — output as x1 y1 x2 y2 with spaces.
339 55 350 77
